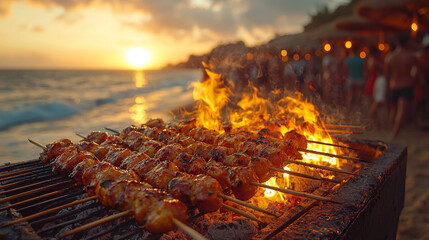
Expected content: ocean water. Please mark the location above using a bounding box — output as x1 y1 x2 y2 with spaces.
0 69 201 163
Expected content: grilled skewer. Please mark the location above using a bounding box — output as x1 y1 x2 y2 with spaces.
18 140 192 235
104 124 340 203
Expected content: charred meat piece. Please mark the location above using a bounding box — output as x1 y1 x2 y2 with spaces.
143 161 180 190
69 158 100 184
228 166 259 201
84 131 108 144
100 135 125 147
154 143 184 162
188 127 217 144
138 139 164 157
104 147 133 166
52 148 95 175
120 151 150 170
39 138 73 164
282 130 308 149
169 173 222 213
123 131 150 150
205 160 232 189
223 152 251 167
75 141 100 153
144 118 165 129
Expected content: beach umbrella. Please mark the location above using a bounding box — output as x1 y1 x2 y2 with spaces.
356 0 429 32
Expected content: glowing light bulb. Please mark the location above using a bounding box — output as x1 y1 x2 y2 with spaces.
411 22 418 32
324 43 331 52
345 41 352 49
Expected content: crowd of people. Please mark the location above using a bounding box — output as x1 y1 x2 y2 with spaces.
203 33 429 139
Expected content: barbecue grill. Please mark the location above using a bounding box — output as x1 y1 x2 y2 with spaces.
0 138 406 240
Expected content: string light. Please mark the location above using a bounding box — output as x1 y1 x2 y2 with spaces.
281 49 287 56
359 51 367 59
345 41 352 49
293 53 300 61
411 22 418 32
324 43 331 52
378 43 385 51
411 14 418 32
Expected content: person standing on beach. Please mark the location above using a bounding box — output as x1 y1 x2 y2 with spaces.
385 33 419 138
344 46 366 109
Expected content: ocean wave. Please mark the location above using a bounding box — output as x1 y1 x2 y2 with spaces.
0 70 200 131
0 84 193 131
0 102 78 131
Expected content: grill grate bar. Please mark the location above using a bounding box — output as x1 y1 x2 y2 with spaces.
16 190 86 213
31 201 101 227
0 165 48 179
37 207 106 235
0 176 67 195
0 167 52 182
0 159 41 173
83 218 135 240
115 229 145 240
0 186 79 212
0 179 74 204
0 172 60 190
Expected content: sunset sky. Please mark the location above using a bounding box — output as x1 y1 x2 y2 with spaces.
0 0 347 70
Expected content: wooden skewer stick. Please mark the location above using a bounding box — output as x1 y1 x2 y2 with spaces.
58 209 132 238
0 180 73 204
218 193 278 217
0 159 40 172
172 217 209 240
105 127 120 135
298 148 370 163
325 124 366 130
326 129 363 134
29 137 208 240
0 165 48 179
306 140 359 151
28 139 46 149
0 195 98 228
284 159 356 175
268 166 341 184
221 204 265 224
0 176 66 195
250 182 340 204
75 133 86 139
0 190 66 212
59 210 208 240
0 167 51 182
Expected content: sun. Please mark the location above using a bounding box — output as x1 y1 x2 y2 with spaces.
125 47 152 69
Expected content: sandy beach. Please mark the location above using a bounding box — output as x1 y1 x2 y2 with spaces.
356 123 429 240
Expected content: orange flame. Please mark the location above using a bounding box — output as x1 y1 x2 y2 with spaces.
191 63 231 132
191 62 344 200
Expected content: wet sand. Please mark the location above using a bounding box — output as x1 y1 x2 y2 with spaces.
357 124 429 240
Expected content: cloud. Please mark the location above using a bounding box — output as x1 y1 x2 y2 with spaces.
32 25 44 32
0 0 15 17
2 0 347 43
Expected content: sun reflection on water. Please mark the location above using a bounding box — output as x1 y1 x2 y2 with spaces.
134 71 147 88
130 96 147 124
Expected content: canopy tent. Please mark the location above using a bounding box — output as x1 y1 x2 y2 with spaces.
334 15 402 36
268 21 376 50
356 0 429 31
